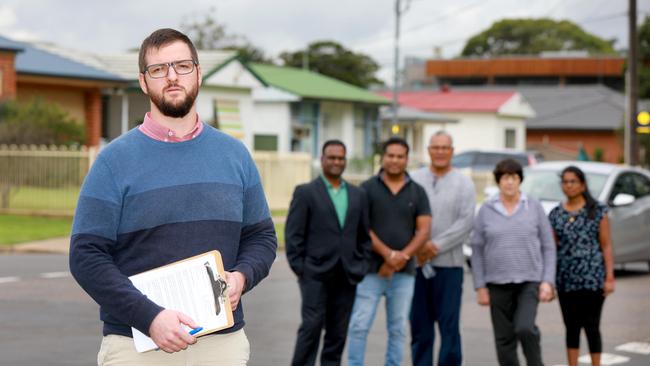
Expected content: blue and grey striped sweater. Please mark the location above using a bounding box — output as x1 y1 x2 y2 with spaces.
470 193 556 290
69 124 277 338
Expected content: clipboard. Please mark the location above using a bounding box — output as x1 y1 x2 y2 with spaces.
128 250 234 352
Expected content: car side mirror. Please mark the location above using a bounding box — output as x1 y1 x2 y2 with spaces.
611 193 635 207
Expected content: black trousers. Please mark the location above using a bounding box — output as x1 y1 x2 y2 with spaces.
290 263 357 366
488 282 543 366
558 290 605 353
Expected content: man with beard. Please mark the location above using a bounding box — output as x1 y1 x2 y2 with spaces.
347 137 431 366
69 28 277 366
285 140 372 366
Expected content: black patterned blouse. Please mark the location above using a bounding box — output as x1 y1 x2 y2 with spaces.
549 203 607 292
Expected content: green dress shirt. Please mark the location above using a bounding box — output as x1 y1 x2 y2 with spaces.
321 175 348 228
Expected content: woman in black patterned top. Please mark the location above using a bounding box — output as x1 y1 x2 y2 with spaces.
548 166 615 366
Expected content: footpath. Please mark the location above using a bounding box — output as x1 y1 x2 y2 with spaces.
1 216 287 255
0 236 70 254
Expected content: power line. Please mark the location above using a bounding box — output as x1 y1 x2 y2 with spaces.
579 11 627 24
400 0 484 34
354 0 486 47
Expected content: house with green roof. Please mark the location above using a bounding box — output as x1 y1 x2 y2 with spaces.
202 59 389 158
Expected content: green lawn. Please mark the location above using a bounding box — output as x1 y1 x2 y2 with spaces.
5 185 79 214
0 215 73 245
0 213 285 248
270 209 287 218
274 222 285 249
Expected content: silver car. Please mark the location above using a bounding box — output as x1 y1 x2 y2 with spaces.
520 161 650 265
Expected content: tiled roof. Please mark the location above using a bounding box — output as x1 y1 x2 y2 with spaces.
379 90 515 112
448 85 624 131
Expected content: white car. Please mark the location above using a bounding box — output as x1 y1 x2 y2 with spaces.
520 161 650 265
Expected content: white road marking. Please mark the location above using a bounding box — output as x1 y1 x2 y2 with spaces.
0 276 20 284
579 353 629 365
616 342 650 355
40 271 71 279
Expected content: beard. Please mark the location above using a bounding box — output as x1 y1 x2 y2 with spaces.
147 80 199 118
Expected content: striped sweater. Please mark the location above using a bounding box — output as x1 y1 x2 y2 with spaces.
69 124 277 338
470 193 556 290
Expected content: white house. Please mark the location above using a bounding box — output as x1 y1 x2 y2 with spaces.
203 59 389 159
380 90 535 163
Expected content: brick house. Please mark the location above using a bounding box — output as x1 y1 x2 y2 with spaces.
0 35 126 146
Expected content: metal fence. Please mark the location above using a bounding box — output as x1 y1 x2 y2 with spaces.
0 145 312 216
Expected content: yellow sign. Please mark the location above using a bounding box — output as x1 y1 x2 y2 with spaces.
637 111 650 134
391 124 400 135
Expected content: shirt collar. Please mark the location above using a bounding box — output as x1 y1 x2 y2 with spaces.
139 112 203 142
321 175 346 189
488 191 528 204
377 169 411 184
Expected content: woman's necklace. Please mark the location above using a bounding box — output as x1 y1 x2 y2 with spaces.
564 201 584 224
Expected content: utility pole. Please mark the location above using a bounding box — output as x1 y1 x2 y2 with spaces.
627 0 639 165
391 0 410 129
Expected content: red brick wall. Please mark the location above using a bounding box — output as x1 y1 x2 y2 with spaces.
0 51 17 99
527 130 623 163
84 89 102 146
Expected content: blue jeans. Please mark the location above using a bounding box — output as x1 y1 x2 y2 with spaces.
347 272 415 366
410 266 464 366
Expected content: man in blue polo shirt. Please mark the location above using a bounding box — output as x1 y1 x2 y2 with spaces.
347 137 431 366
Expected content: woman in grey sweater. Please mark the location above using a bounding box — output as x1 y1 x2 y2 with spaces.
470 159 556 366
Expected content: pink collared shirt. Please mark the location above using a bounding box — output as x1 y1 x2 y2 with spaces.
138 112 204 142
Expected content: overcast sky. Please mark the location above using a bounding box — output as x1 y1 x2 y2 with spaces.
1 0 649 83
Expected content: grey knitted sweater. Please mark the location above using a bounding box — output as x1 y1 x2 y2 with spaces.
470 193 556 290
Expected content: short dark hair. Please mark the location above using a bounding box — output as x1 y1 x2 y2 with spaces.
139 28 199 73
322 139 346 155
382 137 409 155
493 158 524 183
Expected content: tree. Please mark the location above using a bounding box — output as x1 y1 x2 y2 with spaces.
181 9 272 63
461 18 616 57
221 44 273 64
280 41 384 88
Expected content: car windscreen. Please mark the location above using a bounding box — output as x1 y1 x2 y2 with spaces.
520 170 608 202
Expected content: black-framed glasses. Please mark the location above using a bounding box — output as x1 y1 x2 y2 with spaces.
143 59 197 78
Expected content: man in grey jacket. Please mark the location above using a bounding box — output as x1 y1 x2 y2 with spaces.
409 131 476 366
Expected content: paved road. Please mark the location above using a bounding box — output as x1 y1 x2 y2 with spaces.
1 253 649 365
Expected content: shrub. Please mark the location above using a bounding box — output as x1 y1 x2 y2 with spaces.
0 98 85 146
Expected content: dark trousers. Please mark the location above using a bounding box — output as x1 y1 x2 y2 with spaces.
291 263 357 366
410 267 464 366
488 282 543 366
558 290 605 353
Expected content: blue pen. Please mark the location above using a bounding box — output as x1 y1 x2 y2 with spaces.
154 326 204 351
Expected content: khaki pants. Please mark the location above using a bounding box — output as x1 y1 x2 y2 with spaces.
97 329 250 366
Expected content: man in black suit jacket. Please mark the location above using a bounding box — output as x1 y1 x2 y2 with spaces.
285 140 372 366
